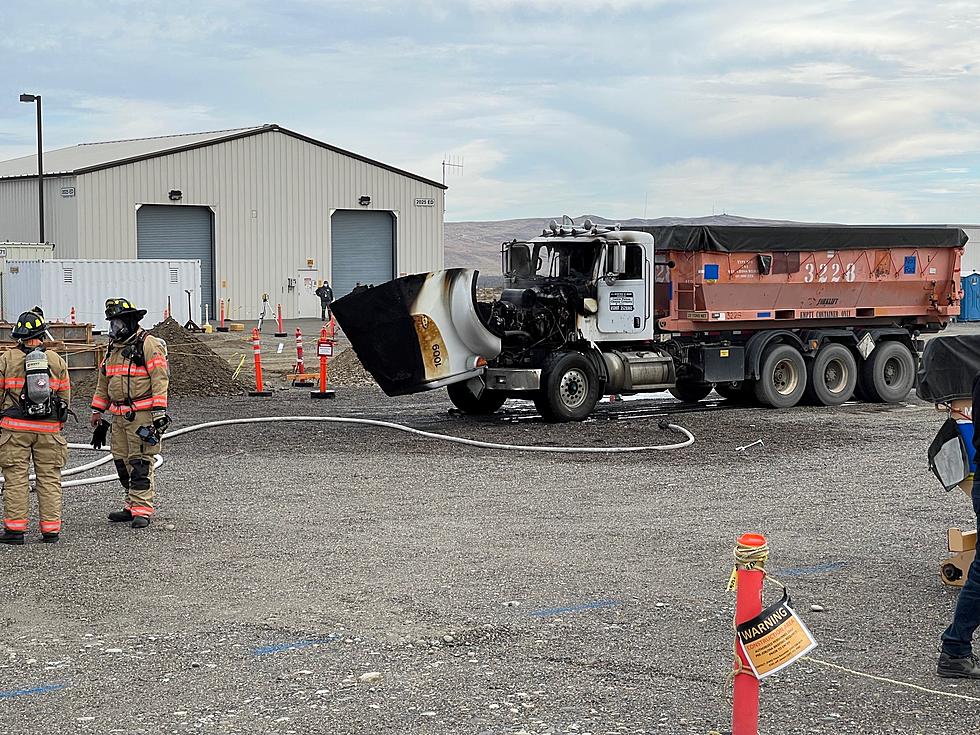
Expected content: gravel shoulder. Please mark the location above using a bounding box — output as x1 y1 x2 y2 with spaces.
0 387 977 734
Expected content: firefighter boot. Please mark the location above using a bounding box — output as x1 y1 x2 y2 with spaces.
0 529 26 545
108 508 133 523
41 533 59 543
131 516 150 529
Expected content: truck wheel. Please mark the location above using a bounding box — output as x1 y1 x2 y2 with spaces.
669 381 713 403
534 351 601 422
446 382 507 415
859 341 915 403
804 344 857 406
754 344 807 408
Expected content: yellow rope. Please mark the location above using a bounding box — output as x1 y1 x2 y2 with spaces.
803 656 980 703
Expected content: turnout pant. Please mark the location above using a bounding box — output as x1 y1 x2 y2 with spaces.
943 476 980 656
0 430 68 534
111 411 161 517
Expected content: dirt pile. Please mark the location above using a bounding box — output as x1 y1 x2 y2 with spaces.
329 347 376 387
150 319 246 397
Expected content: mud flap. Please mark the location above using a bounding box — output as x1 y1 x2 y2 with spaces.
332 269 502 396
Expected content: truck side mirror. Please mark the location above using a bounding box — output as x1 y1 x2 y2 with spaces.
608 243 626 276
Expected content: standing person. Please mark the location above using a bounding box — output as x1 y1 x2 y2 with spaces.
940 372 980 677
90 299 170 529
0 312 70 545
315 280 334 321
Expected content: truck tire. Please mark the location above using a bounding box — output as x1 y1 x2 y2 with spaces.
859 341 915 403
754 343 807 408
446 382 507 415
804 344 857 406
669 381 713 403
534 351 601 422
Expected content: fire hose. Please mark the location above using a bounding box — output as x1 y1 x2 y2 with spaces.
4 416 695 489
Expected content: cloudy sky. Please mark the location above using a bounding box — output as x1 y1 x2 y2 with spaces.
2 0 978 222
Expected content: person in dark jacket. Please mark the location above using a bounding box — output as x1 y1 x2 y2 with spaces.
939 373 980 678
315 281 333 321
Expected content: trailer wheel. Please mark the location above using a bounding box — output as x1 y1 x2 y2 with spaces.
804 344 857 406
534 351 600 422
754 344 807 408
446 382 507 415
859 341 915 403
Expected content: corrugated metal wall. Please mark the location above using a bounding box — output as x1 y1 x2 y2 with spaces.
74 130 444 318
0 175 78 253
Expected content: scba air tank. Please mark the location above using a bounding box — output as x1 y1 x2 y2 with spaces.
24 348 51 406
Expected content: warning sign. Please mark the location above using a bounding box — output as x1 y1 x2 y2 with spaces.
608 291 634 312
736 591 817 678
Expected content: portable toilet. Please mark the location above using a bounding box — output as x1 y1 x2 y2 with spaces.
961 273 980 322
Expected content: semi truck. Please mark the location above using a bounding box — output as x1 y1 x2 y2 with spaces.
332 221 965 422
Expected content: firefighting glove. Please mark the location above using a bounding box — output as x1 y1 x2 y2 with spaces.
91 420 110 450
151 409 171 435
90 410 104 429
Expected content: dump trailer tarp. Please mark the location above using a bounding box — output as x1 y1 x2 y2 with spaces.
916 335 980 403
631 226 967 253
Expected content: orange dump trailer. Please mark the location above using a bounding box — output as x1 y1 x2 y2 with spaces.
642 226 962 332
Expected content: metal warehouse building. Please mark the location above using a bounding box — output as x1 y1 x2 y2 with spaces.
0 124 446 319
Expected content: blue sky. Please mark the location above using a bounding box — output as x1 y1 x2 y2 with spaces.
2 0 978 222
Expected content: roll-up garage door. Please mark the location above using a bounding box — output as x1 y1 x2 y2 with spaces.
331 210 395 297
137 205 215 315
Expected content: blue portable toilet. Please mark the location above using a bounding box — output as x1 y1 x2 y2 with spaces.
961 274 980 322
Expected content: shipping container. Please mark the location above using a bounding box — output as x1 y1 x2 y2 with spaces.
0 242 56 261
1 259 202 330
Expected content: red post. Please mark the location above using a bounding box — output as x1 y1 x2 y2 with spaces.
310 326 336 399
70 306 76 324
274 303 286 337
217 298 228 332
733 532 766 735
248 327 272 396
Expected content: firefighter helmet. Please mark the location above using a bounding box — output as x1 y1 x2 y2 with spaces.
11 311 47 341
104 298 147 320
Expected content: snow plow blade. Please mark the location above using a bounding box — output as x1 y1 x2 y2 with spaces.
331 269 502 397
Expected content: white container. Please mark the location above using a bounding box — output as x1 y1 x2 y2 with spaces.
1 259 202 331
0 242 56 262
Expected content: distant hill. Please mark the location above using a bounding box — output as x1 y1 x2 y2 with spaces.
444 214 834 276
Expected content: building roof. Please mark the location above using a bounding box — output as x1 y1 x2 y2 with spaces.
0 124 447 189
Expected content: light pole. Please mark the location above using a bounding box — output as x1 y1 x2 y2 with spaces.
19 93 44 244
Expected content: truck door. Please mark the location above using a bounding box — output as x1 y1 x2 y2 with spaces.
597 243 647 333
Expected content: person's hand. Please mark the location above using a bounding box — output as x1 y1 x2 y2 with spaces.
151 409 171 434
90 411 104 429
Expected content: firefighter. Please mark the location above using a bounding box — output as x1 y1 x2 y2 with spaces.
90 298 170 528
0 311 71 544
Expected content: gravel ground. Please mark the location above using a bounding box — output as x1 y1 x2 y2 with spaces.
1 388 978 734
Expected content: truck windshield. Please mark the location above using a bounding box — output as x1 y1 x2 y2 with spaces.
504 241 601 282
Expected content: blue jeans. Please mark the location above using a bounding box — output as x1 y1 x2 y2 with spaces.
942 476 980 657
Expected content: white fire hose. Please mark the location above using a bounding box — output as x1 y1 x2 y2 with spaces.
5 416 695 489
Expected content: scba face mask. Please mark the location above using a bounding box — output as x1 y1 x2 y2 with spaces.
109 318 133 340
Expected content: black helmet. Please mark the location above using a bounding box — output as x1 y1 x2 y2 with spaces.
104 298 147 320
30 305 44 319
12 311 47 341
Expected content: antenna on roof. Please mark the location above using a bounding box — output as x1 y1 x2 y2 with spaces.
442 154 463 185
